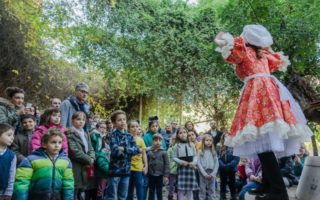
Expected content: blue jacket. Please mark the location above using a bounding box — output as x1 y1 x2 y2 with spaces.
108 129 140 176
218 147 239 172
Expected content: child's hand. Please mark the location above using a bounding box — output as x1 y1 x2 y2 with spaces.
214 32 226 46
182 162 189 167
163 177 169 185
188 163 197 169
143 166 148 175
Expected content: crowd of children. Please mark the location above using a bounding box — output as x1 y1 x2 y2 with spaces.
0 86 310 200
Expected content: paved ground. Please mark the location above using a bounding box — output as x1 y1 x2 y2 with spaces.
245 186 297 200
138 184 298 200
139 180 297 200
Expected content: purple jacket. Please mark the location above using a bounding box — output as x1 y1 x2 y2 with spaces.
245 158 262 182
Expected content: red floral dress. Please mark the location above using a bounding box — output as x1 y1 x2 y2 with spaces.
217 35 312 157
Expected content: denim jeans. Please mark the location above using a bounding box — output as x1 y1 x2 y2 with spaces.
105 176 130 200
142 174 148 200
127 171 144 200
238 182 259 200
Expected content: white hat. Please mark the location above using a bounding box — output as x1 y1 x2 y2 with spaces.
241 24 273 48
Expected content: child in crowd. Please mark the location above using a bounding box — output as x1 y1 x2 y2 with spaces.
236 158 248 194
293 143 309 177
127 120 148 200
106 110 140 200
66 111 95 200
197 134 219 200
184 121 200 141
188 130 202 153
238 158 262 200
167 135 177 200
11 114 36 165
105 119 113 135
90 121 108 199
31 108 68 154
0 123 16 200
144 120 166 149
90 122 107 151
14 128 74 200
163 123 174 150
147 134 169 200
187 129 201 200
95 135 111 200
218 133 240 200
173 127 198 200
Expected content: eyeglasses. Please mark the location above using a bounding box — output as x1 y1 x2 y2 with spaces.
79 90 89 94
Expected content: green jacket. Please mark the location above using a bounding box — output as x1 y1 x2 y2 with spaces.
95 147 110 177
90 132 110 177
66 129 95 189
14 148 74 200
90 131 103 152
0 97 19 127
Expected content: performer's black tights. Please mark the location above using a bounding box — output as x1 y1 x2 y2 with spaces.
257 152 288 194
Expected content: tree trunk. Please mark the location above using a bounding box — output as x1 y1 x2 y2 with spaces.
287 73 320 155
139 94 143 124
311 135 319 156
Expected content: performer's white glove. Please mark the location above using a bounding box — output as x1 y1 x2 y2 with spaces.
214 32 226 46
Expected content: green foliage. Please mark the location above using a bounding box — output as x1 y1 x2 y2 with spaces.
1 0 320 130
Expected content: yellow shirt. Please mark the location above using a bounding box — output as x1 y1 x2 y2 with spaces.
131 136 146 171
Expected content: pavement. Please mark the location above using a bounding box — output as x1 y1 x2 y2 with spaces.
245 186 297 200
138 183 298 200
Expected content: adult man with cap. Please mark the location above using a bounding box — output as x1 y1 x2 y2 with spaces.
60 82 91 128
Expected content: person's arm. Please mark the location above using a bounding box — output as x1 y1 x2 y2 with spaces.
227 156 240 169
10 136 25 164
245 160 255 180
142 143 148 175
96 149 109 174
197 155 208 177
0 106 8 123
87 135 96 161
215 32 247 64
125 135 140 156
211 155 219 177
62 159 74 200
67 135 92 165
219 158 227 168
4 155 16 197
62 132 69 155
60 100 69 128
14 157 33 200
31 128 43 151
163 151 170 177
265 51 290 73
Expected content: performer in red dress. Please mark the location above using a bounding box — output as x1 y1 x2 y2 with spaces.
215 24 312 200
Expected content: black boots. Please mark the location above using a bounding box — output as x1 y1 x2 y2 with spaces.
255 193 289 200
257 152 289 200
